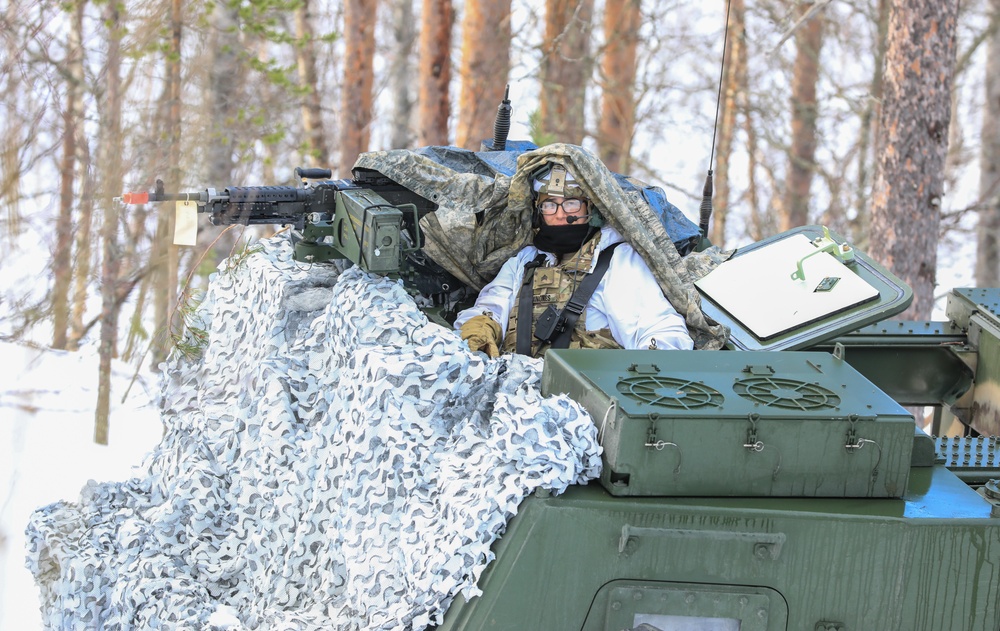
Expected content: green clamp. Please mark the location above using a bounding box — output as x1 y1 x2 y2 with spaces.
294 221 347 263
790 226 857 282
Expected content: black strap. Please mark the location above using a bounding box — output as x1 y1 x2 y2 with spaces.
516 254 548 355
515 242 623 355
547 242 622 349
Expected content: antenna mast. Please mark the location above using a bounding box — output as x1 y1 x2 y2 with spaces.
700 0 734 240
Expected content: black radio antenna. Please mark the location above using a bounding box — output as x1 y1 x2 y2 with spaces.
492 85 513 151
700 0 734 240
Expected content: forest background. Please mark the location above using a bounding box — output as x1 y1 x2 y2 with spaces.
1 0 998 442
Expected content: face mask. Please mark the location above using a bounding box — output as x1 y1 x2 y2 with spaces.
533 223 597 255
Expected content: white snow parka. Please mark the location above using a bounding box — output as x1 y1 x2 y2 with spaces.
454 226 694 352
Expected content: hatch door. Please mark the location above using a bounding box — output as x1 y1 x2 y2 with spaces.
695 225 912 351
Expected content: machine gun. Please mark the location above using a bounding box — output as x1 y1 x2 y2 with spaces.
122 167 438 273
120 166 478 317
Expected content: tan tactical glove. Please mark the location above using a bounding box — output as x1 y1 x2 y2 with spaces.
460 314 502 358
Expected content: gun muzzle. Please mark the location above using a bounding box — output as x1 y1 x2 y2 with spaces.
121 192 150 204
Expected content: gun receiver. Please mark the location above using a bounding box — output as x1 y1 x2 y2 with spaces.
121 170 438 275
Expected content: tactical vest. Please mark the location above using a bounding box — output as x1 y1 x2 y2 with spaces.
502 236 623 357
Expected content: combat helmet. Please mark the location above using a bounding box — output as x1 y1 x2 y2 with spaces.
531 163 603 228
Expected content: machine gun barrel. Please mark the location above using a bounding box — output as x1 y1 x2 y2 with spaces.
121 190 210 204
121 180 328 228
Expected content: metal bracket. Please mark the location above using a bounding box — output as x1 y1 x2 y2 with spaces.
744 413 762 451
618 524 786 559
845 415 882 481
628 363 660 375
744 413 781 479
832 341 845 361
790 226 857 282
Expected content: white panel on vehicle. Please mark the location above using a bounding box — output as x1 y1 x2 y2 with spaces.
695 233 879 340
633 614 740 631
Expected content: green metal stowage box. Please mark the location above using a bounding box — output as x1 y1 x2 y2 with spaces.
542 349 915 498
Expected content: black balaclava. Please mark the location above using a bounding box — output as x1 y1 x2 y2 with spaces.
533 223 598 256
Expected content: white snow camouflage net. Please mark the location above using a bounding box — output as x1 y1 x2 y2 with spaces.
25 237 602 630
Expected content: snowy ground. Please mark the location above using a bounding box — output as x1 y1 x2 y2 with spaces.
0 342 164 631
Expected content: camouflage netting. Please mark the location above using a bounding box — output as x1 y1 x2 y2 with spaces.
354 143 730 350
25 237 602 630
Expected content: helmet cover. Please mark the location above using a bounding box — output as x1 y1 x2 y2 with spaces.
532 164 587 200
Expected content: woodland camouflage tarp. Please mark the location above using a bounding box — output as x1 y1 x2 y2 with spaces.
354 142 730 350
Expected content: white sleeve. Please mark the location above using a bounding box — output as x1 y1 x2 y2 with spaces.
453 249 539 333
590 245 694 350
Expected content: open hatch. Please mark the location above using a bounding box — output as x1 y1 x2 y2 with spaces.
695 225 913 351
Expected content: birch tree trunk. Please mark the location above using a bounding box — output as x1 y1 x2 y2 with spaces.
852 0 889 250
597 0 640 173
196 1 242 276
418 0 453 145
207 3 240 183
389 0 417 149
339 0 378 176
976 0 1000 287
1 1 23 241
152 0 183 367
96 0 124 445
735 19 767 242
781 1 824 231
538 0 594 145
869 0 959 319
455 0 511 150
52 0 86 349
296 0 329 166
68 136 94 350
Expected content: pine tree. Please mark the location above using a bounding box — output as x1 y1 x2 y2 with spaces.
539 0 594 145
339 0 378 176
418 0 453 145
869 0 959 319
455 0 511 150
597 0 640 173
976 0 1000 287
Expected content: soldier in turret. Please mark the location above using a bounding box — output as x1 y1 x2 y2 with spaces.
454 162 693 358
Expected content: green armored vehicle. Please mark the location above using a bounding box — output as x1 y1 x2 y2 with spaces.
116 114 1000 629
439 242 1000 631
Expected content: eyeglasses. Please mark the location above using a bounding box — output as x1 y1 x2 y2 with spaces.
537 197 586 216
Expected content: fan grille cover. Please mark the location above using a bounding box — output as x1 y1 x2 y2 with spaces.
733 377 840 410
616 376 724 410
